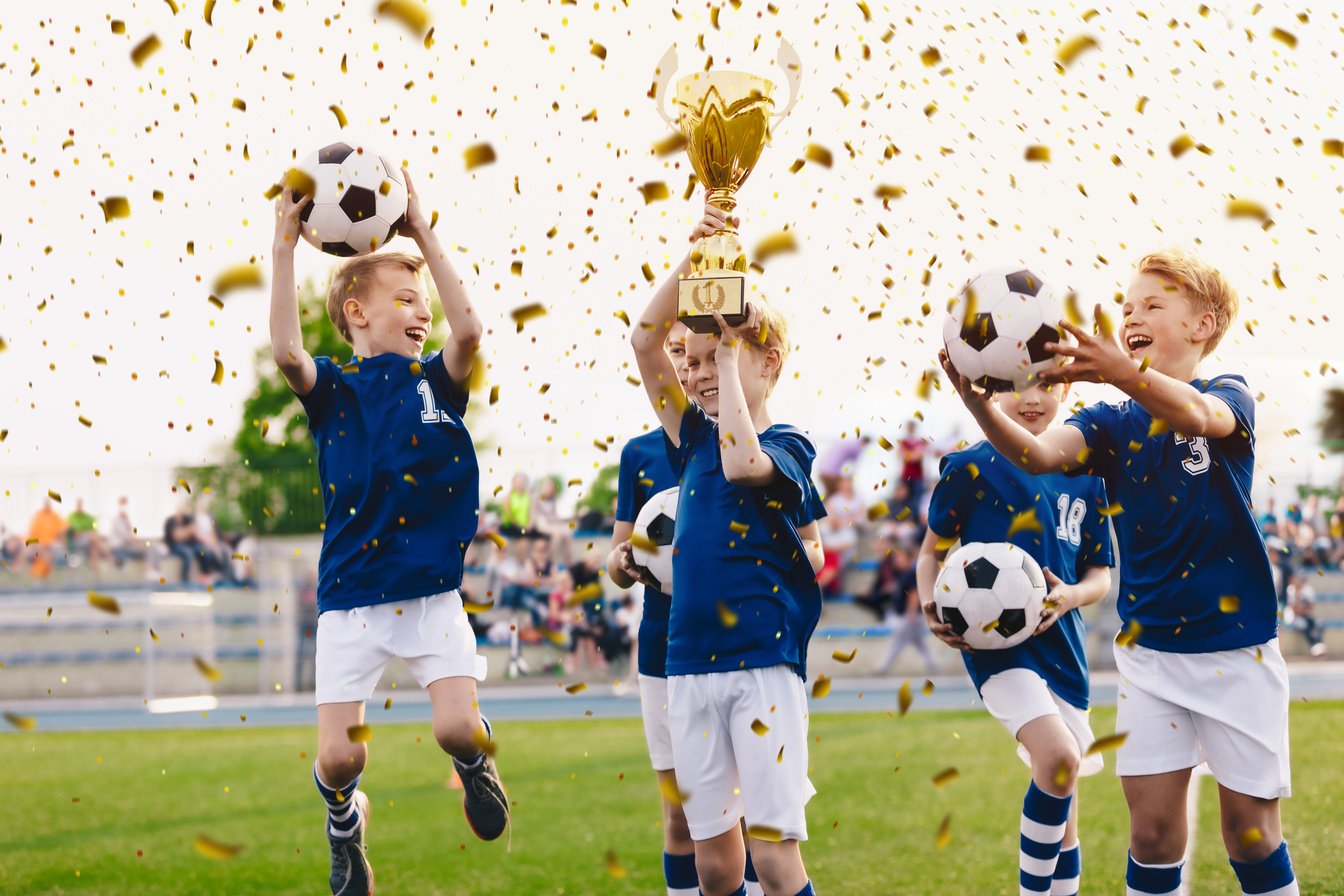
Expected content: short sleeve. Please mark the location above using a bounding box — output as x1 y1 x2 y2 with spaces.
615 441 639 523
926 454 976 538
425 349 469 417
1063 401 1119 479
1204 375 1255 444
295 356 339 429
757 427 818 514
1078 477 1116 573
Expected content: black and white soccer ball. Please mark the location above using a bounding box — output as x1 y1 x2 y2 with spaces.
631 487 678 593
943 267 1065 392
933 542 1047 650
292 142 408 257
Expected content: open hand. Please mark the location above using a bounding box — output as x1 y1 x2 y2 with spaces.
273 184 312 248
1034 567 1074 635
1037 304 1139 387
938 349 994 417
614 541 656 588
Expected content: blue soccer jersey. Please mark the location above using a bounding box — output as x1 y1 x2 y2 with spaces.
927 440 1114 709
296 352 479 615
665 404 827 680
1064 374 1277 652
615 429 678 679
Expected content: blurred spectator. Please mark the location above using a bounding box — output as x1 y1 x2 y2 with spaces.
899 421 927 505
295 569 319 691
1 524 23 571
1257 496 1280 539
109 496 152 570
565 549 610 676
66 498 112 571
193 499 230 581
531 477 574 563
819 476 867 596
1284 571 1327 657
26 499 67 578
497 535 550 625
225 531 257 587
499 472 532 537
163 504 202 583
816 435 869 498
874 541 938 675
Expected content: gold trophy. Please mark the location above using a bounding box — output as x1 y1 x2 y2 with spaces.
654 42 801 333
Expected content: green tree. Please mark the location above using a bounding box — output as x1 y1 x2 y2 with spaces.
1324 387 1344 454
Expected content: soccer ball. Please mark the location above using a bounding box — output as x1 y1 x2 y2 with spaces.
943 267 1064 392
932 542 1047 650
631 487 678 593
292 142 408 257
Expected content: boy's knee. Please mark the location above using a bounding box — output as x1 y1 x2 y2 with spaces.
434 715 485 757
1034 746 1080 796
1221 812 1279 863
1130 819 1183 863
316 743 367 787
663 803 692 848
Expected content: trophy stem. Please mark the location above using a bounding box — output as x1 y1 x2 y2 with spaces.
705 187 739 231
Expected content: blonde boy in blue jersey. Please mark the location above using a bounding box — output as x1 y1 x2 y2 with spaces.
942 249 1297 896
272 172 508 896
632 202 826 896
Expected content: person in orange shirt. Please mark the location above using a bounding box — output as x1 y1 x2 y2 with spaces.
26 499 67 578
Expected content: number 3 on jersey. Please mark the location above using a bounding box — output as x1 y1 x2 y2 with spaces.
1174 434 1211 475
417 380 453 423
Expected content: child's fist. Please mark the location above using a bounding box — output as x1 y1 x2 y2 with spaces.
273 185 311 248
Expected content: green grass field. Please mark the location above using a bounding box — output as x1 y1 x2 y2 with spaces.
7 702 1342 895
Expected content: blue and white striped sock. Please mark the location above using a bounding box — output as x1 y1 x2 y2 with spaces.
744 850 764 896
1020 781 1072 895
791 882 816 896
1126 853 1182 896
664 850 697 896
454 715 493 772
1051 843 1081 895
699 886 745 896
1229 840 1298 895
313 765 362 840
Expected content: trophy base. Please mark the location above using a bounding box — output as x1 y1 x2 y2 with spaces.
677 272 746 334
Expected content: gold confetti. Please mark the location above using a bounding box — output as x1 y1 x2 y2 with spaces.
898 679 913 716
866 502 889 522
1085 732 1127 756
753 231 798 265
932 767 959 788
747 825 783 843
4 712 36 730
150 628 160 642
875 184 906 201
48 489 62 503
87 591 121 615
464 143 496 170
99 197 131 222
658 777 686 806
1170 134 1195 157
213 264 263 297
194 656 222 682
130 35 162 67
832 648 857 664
750 718 770 736
1006 509 1042 537
630 532 658 554
728 521 750 536
934 814 952 849
1255 646 1264 663
605 849 626 878
510 303 547 332
637 181 670 204
194 834 241 860
1324 139 1344 158
804 144 833 167
1226 198 1269 222
375 0 432 36
329 104 348 128
211 359 225 385
463 597 495 614
652 132 687 156
345 723 373 743
921 679 935 696
1219 595 1240 613
717 601 738 628
1270 28 1297 49
565 682 588 695
568 582 603 606
920 46 941 66
811 675 832 699
590 41 607 60
284 167 317 198
1024 145 1052 162
1055 34 1099 69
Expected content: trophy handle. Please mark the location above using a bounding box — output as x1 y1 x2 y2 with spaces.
772 39 802 120
652 45 680 128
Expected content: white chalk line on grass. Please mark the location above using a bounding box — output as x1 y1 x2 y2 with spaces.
1183 764 1213 894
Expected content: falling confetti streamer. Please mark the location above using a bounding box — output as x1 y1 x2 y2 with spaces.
464 143 497 170
194 835 241 860
194 656 222 682
375 0 432 36
1055 35 1099 70
750 719 770 735
130 35 161 67
934 814 952 849
605 849 627 878
811 675 831 699
1085 732 1127 756
832 648 857 663
87 591 121 615
4 712 36 730
212 264 264 297
347 724 373 743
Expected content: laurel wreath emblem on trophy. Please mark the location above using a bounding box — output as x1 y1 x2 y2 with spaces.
690 281 728 314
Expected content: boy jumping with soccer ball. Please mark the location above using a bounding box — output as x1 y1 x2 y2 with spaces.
272 170 508 896
942 250 1297 896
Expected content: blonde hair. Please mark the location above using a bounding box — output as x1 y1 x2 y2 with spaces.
326 252 427 343
750 300 791 393
1134 249 1239 356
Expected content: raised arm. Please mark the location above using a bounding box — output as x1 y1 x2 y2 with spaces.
631 203 729 447
270 187 317 395
939 351 1086 475
401 168 484 388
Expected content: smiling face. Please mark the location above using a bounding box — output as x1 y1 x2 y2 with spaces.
682 331 774 419
993 381 1066 437
346 265 433 359
1121 271 1217 378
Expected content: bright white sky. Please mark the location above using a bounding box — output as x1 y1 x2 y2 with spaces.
2 0 1343 531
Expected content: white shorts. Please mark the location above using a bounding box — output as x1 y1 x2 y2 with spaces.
1113 637 1291 799
979 668 1103 777
639 674 676 771
315 590 487 705
668 665 816 843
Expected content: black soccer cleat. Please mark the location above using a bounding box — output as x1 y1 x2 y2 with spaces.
457 753 510 841
328 790 374 895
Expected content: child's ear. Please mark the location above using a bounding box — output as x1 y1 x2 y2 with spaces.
1190 308 1217 346
344 297 367 329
